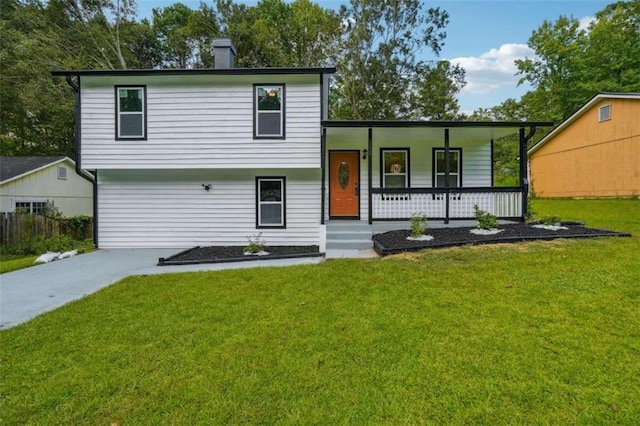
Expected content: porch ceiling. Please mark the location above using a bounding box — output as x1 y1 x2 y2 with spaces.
324 120 554 144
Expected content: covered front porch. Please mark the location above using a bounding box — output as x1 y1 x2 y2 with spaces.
320 120 553 225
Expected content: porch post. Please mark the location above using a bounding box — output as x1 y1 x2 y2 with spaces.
444 128 450 224
320 127 326 225
490 138 495 187
368 127 373 224
519 127 528 220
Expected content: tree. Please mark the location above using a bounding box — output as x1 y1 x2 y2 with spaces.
331 0 452 120
215 0 341 68
152 3 220 68
516 1 640 122
416 60 466 120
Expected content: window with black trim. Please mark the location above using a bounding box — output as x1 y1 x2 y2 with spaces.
256 177 286 228
116 86 146 139
598 104 611 122
381 149 410 201
433 148 462 187
254 84 285 138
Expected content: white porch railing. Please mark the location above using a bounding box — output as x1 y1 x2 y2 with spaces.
371 187 523 221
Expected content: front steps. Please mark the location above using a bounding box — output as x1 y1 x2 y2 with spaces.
326 221 375 251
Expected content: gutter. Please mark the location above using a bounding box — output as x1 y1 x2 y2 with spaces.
63 74 98 248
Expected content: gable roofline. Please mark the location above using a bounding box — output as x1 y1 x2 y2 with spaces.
528 92 640 155
51 67 336 77
0 157 94 185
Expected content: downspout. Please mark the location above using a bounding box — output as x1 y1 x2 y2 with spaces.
65 75 98 248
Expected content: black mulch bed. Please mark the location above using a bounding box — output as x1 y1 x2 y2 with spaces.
373 223 631 256
158 245 321 266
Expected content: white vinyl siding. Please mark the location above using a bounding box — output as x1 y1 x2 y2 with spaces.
80 75 320 169
97 169 320 248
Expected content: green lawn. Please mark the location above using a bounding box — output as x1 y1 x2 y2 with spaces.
1 199 639 424
0 255 38 274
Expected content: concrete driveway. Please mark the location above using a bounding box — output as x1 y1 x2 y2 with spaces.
0 249 323 329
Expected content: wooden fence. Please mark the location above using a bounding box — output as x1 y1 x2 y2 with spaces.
0 213 93 246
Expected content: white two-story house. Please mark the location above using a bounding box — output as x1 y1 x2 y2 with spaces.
53 38 551 251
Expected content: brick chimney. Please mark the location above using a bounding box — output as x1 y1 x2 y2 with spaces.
212 38 237 69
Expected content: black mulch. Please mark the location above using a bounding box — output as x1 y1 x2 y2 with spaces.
373 223 631 256
158 245 321 266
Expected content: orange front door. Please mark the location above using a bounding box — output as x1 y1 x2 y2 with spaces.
329 151 359 218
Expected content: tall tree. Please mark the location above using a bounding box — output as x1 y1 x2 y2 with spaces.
331 0 452 120
215 0 341 68
516 0 640 122
416 60 466 120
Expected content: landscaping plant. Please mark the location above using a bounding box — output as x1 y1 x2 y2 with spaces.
243 233 266 254
473 205 498 230
409 213 428 238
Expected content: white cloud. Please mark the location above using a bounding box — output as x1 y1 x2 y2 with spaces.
449 43 534 96
578 15 596 32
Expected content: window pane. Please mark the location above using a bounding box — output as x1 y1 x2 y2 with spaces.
120 114 143 137
448 174 459 187
257 87 282 111
260 180 282 201
258 112 281 136
384 151 406 174
32 202 47 214
449 152 459 172
385 174 406 188
260 204 282 225
15 202 30 213
436 175 445 187
119 89 142 112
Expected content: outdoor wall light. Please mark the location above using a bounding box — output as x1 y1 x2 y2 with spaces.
362 149 368 160
202 184 211 191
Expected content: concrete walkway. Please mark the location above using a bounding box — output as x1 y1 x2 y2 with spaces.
0 249 323 329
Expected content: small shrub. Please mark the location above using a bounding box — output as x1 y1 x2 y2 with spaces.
409 213 428 238
526 196 537 222
244 233 266 254
474 205 498 230
541 216 561 226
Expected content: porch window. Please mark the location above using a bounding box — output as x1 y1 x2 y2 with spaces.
254 84 285 139
256 177 286 228
116 86 146 140
433 148 462 187
381 149 410 188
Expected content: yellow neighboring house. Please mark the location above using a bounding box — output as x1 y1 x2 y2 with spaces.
528 93 640 198
0 156 94 216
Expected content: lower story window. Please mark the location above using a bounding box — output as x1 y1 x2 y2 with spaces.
15 200 48 214
256 177 286 228
434 148 462 187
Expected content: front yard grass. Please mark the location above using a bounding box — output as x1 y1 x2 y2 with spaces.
0 255 38 274
1 198 639 423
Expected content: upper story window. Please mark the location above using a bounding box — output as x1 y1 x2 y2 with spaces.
116 86 146 140
381 149 410 188
433 148 462 187
598 104 611 122
254 84 285 139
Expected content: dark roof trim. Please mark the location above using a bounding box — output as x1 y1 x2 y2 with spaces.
51 67 336 77
322 120 554 128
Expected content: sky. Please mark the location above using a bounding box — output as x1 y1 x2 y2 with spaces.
136 0 611 113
